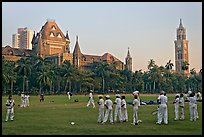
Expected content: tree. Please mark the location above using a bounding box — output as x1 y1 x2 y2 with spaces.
16 58 31 93
94 61 110 93
148 59 155 70
165 60 174 70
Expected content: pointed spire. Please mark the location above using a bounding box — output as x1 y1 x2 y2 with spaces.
179 18 184 28
73 35 81 55
65 31 70 40
127 47 131 58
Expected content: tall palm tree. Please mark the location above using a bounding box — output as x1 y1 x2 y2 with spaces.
94 61 109 93
16 58 31 93
61 60 74 93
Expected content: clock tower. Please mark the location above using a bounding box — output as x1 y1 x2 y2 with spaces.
174 19 189 76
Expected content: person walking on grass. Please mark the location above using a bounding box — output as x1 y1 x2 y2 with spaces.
87 90 95 108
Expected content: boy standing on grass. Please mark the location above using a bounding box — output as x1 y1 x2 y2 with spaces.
179 93 185 120
113 94 123 124
156 91 168 125
97 95 104 123
173 94 180 121
5 95 15 122
102 95 113 124
25 92 30 107
121 95 128 122
131 94 140 125
189 92 197 121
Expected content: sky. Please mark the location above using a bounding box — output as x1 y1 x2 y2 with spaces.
2 2 202 72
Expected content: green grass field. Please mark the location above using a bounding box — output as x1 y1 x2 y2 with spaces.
2 94 202 135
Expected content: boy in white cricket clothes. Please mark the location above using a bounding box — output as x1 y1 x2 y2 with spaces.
97 95 104 123
179 93 185 120
20 92 26 107
131 94 140 125
113 94 123 123
189 92 197 121
25 92 30 107
5 95 15 122
156 91 168 125
102 95 113 124
67 91 70 100
86 90 95 108
173 94 180 120
121 95 128 122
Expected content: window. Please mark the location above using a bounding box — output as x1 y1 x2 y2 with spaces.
51 26 56 30
50 32 55 37
57 33 62 38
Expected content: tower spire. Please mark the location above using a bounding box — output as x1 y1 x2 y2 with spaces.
127 47 131 58
179 18 183 28
65 31 70 40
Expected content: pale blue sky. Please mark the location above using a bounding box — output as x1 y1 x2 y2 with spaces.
2 2 202 72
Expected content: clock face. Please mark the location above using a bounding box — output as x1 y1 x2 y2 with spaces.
178 44 181 48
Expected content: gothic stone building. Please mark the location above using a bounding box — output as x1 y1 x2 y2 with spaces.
3 20 132 71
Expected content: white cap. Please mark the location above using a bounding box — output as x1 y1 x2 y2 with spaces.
176 94 180 97
188 91 192 94
105 95 110 98
115 94 121 97
133 91 139 95
90 90 93 92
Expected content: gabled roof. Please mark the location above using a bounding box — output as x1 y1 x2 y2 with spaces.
40 20 66 41
102 53 120 62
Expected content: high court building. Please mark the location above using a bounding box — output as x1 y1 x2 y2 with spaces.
2 19 133 71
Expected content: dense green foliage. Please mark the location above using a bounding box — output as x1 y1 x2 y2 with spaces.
2 94 202 135
2 56 202 95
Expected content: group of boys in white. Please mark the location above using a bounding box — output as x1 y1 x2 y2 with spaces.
96 90 140 125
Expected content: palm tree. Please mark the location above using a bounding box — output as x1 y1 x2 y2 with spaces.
165 60 174 70
148 59 155 70
94 61 109 93
61 60 74 93
16 58 31 93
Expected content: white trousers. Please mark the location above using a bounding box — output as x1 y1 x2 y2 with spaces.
174 105 179 120
189 104 196 121
103 109 113 123
180 106 185 119
98 107 104 122
114 106 122 122
25 99 29 107
158 104 168 124
133 107 138 124
87 99 95 108
20 99 26 107
5 108 14 121
121 107 128 121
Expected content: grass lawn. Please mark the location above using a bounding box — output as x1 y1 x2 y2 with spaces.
2 93 202 135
